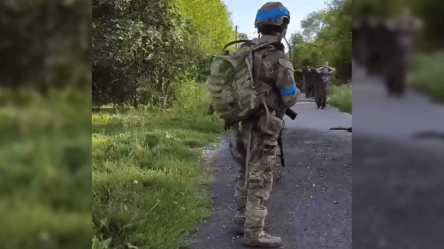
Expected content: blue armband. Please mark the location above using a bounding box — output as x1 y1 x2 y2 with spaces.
281 84 297 97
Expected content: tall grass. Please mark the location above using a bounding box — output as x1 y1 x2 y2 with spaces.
0 88 92 248
92 80 225 248
327 83 352 113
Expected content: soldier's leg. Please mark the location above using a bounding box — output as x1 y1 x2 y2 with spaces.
272 147 281 188
305 85 311 98
314 91 321 109
231 121 252 234
244 113 283 247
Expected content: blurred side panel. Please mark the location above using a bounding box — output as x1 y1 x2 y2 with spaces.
353 0 444 248
0 0 92 248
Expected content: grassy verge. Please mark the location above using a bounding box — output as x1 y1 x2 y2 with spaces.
92 104 225 249
408 51 444 103
327 83 352 113
0 88 92 248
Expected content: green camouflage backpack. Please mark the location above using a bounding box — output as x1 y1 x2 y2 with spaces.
206 40 276 127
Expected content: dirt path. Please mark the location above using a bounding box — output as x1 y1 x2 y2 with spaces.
192 97 352 249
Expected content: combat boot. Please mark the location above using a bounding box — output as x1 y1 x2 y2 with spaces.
244 230 283 248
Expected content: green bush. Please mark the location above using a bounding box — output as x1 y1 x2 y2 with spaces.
408 51 444 103
174 74 203 113
0 88 91 249
327 83 352 113
92 0 235 107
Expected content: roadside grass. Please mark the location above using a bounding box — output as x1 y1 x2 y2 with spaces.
408 51 444 103
327 83 352 113
92 104 225 249
0 88 92 248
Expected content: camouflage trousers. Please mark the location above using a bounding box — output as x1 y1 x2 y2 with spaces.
231 109 283 238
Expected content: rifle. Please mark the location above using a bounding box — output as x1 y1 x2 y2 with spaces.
278 108 297 167
285 108 297 120
330 127 352 132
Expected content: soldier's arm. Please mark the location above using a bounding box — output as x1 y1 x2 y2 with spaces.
275 57 301 108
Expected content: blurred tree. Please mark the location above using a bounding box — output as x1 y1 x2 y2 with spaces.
352 0 444 50
0 0 91 94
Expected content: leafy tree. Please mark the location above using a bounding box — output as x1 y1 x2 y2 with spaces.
300 11 327 41
92 0 235 107
173 0 235 56
238 32 249 40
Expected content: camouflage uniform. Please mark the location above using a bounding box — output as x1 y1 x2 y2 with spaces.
315 62 335 109
231 32 300 246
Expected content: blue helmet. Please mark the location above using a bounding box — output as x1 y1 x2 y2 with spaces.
255 2 290 28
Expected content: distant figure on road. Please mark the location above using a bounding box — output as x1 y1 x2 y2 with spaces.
315 62 335 109
301 66 316 98
352 9 420 96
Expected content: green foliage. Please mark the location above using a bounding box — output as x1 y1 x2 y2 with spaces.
92 0 198 107
291 0 352 83
300 11 326 41
173 73 205 113
92 0 235 107
327 83 352 113
353 0 444 51
173 0 235 56
92 106 224 248
238 32 249 40
408 51 444 103
0 0 92 247
0 88 91 248
0 0 91 93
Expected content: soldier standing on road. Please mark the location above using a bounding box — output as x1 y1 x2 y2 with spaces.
231 2 300 247
315 62 335 108
316 62 335 90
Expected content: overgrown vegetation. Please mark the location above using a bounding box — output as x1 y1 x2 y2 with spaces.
92 0 235 107
92 105 224 249
0 0 90 92
0 0 91 248
408 51 444 103
327 83 352 113
0 89 91 249
91 0 233 248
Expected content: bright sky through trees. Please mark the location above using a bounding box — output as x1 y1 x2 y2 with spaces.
222 0 327 52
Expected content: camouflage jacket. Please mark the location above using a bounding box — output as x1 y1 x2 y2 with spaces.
250 36 300 119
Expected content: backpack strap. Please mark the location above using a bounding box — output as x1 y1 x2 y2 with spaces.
222 40 255 51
